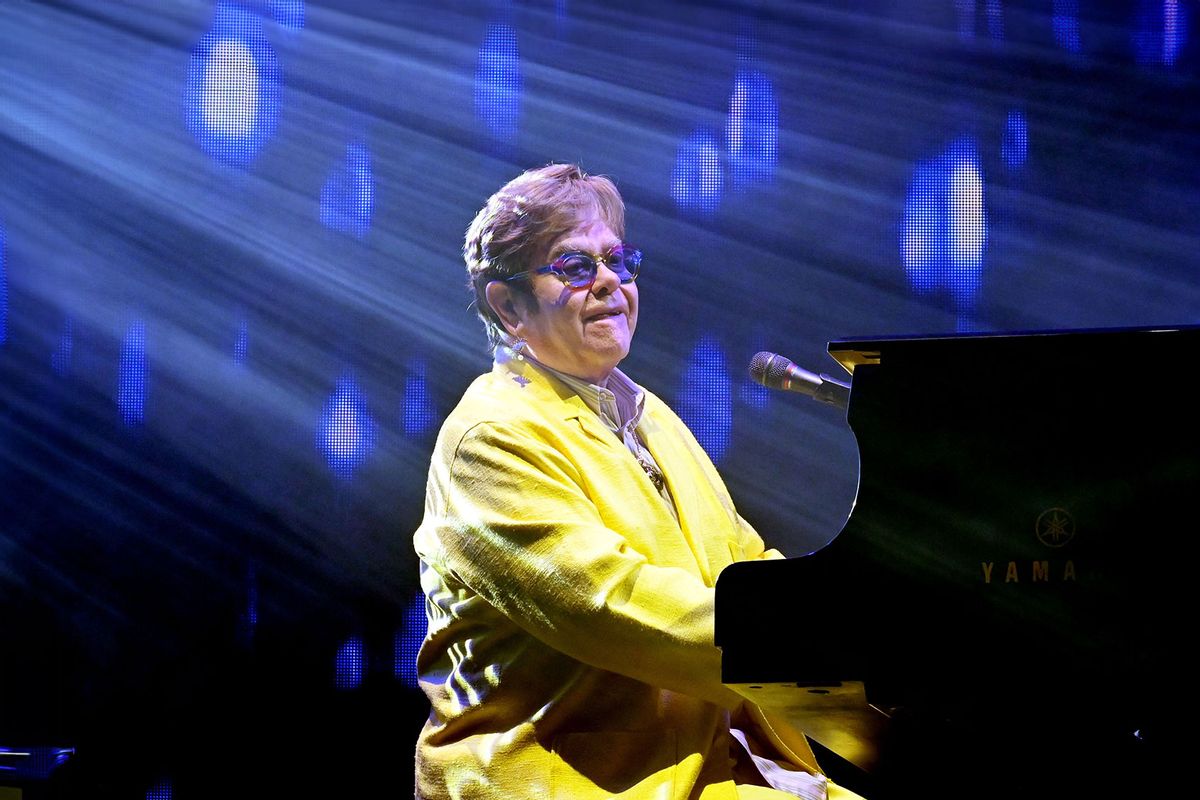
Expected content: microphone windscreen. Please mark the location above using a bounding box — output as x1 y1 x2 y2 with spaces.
748 351 792 389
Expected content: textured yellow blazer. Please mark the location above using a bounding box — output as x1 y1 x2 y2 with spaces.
414 351 851 800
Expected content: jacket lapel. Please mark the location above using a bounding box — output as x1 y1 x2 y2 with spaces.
495 352 729 583
638 404 735 586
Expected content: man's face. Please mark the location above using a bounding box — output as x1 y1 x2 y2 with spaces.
507 207 639 384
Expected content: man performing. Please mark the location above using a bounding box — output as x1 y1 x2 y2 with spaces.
414 164 862 799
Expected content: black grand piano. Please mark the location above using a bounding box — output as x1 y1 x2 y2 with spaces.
715 327 1195 798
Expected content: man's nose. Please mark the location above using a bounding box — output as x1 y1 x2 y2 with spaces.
590 260 622 296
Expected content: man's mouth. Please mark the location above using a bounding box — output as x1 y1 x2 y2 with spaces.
585 309 624 322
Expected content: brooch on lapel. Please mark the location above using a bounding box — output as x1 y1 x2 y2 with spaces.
637 454 665 491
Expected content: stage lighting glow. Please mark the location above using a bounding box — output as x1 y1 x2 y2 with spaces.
739 376 769 410
987 0 1005 39
402 359 437 438
1053 0 1083 54
184 2 281 167
267 0 305 29
233 317 248 366
335 636 366 690
726 67 778 188
671 129 724 215
146 780 172 800
555 0 570 35
955 0 976 39
0 221 7 347
316 373 377 479
475 23 522 141
118 320 148 426
1134 0 1188 66
203 39 258 137
901 138 988 312
739 333 770 411
1001 110 1028 170
320 140 375 238
902 160 940 293
51 317 73 377
950 162 985 271
1164 0 1183 65
678 335 732 463
956 0 1006 40
394 593 427 688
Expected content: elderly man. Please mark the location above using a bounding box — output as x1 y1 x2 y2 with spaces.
413 164 861 800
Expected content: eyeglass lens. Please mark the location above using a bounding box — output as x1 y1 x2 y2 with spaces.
554 245 640 288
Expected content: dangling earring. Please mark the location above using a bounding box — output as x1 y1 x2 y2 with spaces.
504 333 528 360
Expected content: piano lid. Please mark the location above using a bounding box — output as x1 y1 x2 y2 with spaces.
826 323 1200 374
717 325 1198 795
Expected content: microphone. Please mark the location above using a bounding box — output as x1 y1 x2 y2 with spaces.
749 351 851 409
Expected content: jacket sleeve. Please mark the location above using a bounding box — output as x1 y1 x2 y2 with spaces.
734 512 786 562
428 419 746 710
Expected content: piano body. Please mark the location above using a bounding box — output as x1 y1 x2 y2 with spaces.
715 326 1195 798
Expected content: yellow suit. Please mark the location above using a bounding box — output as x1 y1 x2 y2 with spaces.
414 350 855 800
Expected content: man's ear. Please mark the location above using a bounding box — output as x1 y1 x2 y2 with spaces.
484 280 524 336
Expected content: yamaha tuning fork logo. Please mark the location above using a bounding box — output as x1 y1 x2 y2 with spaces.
981 507 1078 585
1035 507 1076 548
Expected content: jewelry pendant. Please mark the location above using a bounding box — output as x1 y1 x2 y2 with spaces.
638 456 665 491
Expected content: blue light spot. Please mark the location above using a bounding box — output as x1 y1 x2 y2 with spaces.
555 0 570 36
51 316 73 376
955 0 976 40
335 636 366 690
739 335 770 411
183 1 281 167
739 376 769 411
901 138 988 315
1163 0 1187 65
671 129 724 215
0 220 7 346
118 320 148 426
146 780 172 800
395 593 427 688
902 160 942 295
736 25 757 62
955 0 1006 39
402 359 437 438
1052 0 1083 54
233 317 248 366
316 373 377 479
267 0 305 29
320 139 375 238
678 335 733 463
948 143 986 276
1134 1 1188 67
986 0 1005 40
1001 110 1028 170
726 67 778 188
475 23 522 141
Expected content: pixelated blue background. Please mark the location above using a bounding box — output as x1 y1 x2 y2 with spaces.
1 0 1196 795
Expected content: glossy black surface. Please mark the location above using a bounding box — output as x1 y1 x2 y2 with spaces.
716 326 1197 797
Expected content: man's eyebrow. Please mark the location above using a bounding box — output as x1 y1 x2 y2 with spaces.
549 239 621 259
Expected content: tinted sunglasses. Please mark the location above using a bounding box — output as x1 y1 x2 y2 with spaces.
502 243 642 291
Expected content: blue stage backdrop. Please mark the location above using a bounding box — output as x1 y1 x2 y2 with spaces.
1 0 1197 796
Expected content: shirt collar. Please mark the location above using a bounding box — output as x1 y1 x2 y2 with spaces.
495 341 645 432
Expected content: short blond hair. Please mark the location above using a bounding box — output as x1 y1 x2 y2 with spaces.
464 163 625 349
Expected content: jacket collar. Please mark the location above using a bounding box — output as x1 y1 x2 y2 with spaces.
492 343 612 442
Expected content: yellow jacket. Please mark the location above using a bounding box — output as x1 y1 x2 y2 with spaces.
414 350 853 800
